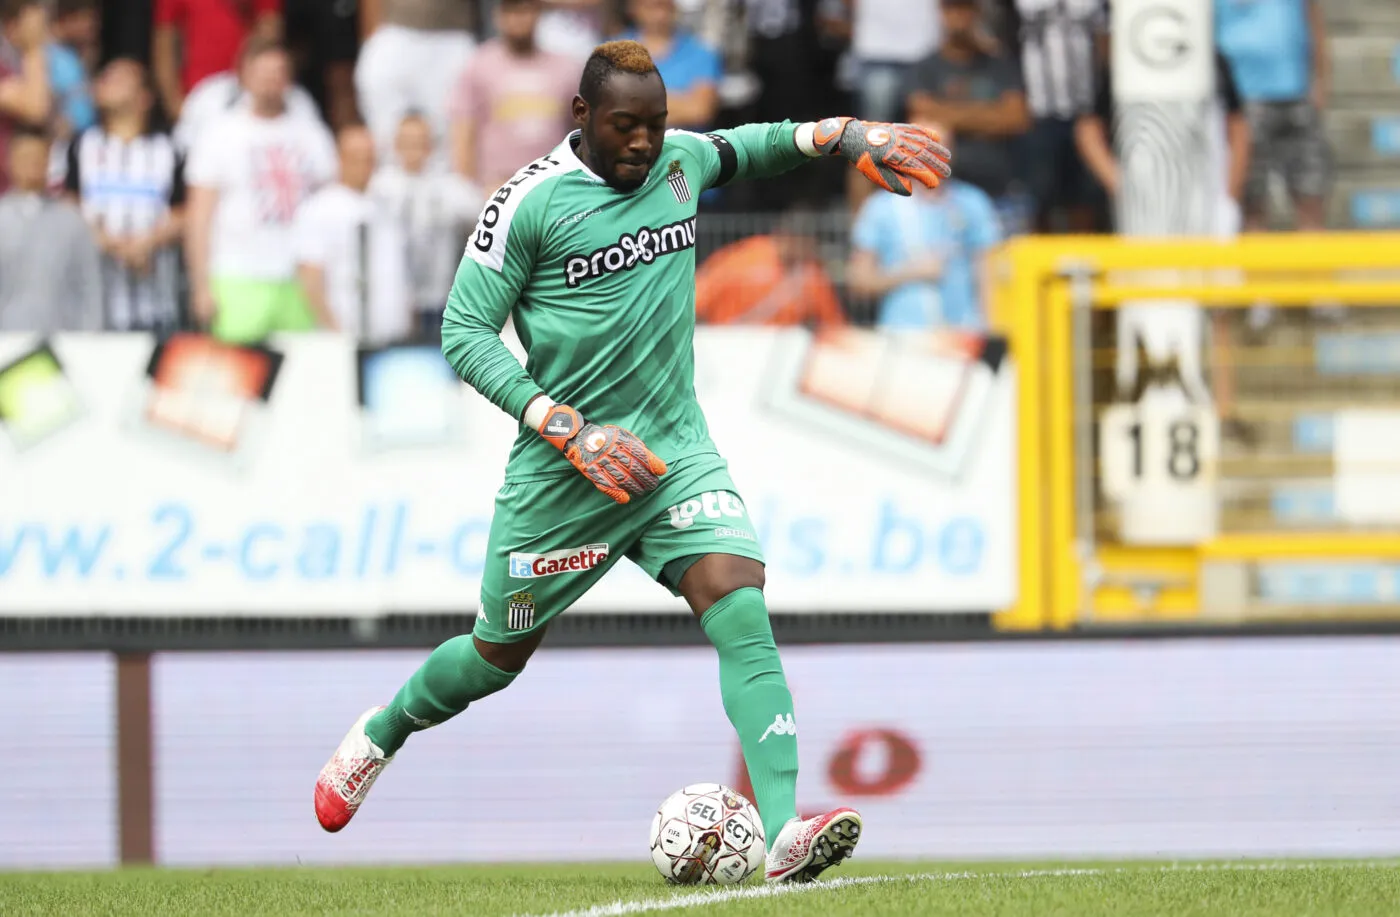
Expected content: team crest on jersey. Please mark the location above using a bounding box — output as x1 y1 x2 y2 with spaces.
507 592 536 631
665 159 692 204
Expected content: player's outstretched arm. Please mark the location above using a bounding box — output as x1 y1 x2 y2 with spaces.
691 119 951 197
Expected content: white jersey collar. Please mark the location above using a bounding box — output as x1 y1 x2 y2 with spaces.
553 130 664 193
555 131 606 184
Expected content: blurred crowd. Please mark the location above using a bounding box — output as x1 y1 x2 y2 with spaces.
0 0 1335 339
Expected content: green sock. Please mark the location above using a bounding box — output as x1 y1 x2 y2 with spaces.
700 586 799 847
364 635 518 756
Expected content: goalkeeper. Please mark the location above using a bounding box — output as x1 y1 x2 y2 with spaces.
315 39 950 883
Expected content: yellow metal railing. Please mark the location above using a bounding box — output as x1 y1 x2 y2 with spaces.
991 232 1400 631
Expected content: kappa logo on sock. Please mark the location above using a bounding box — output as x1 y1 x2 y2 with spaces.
404 711 436 728
759 713 797 743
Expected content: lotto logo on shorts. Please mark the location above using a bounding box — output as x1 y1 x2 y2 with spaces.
508 543 610 578
667 491 746 529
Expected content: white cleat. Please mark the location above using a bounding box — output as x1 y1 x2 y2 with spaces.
765 807 862 883
314 705 393 832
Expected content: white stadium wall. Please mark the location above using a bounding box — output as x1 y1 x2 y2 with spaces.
0 329 1015 616
8 637 1400 869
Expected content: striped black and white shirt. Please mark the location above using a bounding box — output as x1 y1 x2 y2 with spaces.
1014 0 1105 120
63 126 186 332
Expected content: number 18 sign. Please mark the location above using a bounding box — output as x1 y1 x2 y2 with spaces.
1100 395 1220 545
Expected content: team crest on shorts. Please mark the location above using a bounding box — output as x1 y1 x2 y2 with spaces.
666 160 691 204
507 592 536 631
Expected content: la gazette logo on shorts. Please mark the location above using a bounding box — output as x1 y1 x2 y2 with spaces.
509 543 610 578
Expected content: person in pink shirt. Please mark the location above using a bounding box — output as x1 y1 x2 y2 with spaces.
448 0 577 192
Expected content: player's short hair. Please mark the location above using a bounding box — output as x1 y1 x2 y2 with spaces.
578 40 661 107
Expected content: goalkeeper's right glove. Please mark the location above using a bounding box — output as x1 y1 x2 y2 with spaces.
535 402 668 504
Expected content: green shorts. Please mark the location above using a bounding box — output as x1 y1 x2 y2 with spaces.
474 453 765 644
210 277 316 344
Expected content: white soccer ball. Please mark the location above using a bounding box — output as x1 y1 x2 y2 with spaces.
648 783 766 885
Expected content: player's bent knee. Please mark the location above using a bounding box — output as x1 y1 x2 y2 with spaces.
679 554 766 617
473 629 544 674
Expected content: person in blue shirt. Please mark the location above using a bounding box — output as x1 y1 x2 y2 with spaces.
620 0 720 132
847 125 1001 330
47 0 100 138
48 39 95 137
1215 0 1332 230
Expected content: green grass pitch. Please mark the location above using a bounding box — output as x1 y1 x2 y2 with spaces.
3 860 1399 916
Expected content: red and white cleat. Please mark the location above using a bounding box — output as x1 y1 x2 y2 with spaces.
764 807 862 883
314 705 393 833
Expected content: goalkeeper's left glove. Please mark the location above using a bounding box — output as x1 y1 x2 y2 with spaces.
811 117 952 196
536 402 668 505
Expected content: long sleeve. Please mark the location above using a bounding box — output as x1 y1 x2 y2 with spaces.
440 180 548 422
675 120 815 190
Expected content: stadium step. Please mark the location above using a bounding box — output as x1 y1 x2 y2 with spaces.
1328 37 1400 101
1325 110 1400 170
1324 0 1400 32
1328 177 1400 229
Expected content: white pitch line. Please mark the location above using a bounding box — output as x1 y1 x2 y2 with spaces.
520 860 1400 917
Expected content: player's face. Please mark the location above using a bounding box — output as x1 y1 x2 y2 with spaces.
578 72 667 192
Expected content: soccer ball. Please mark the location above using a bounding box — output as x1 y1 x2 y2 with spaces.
648 783 765 885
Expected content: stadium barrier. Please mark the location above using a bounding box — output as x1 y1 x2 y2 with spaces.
10 638 1400 868
991 232 1400 631
0 328 1014 619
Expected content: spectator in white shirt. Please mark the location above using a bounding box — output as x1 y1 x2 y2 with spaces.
183 37 336 343
371 110 479 340
295 123 411 345
172 56 323 154
535 0 609 61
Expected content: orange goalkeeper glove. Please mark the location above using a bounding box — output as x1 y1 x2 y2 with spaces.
537 403 668 504
812 117 951 196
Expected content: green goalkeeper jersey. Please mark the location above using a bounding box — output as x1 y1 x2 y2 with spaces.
441 121 813 482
